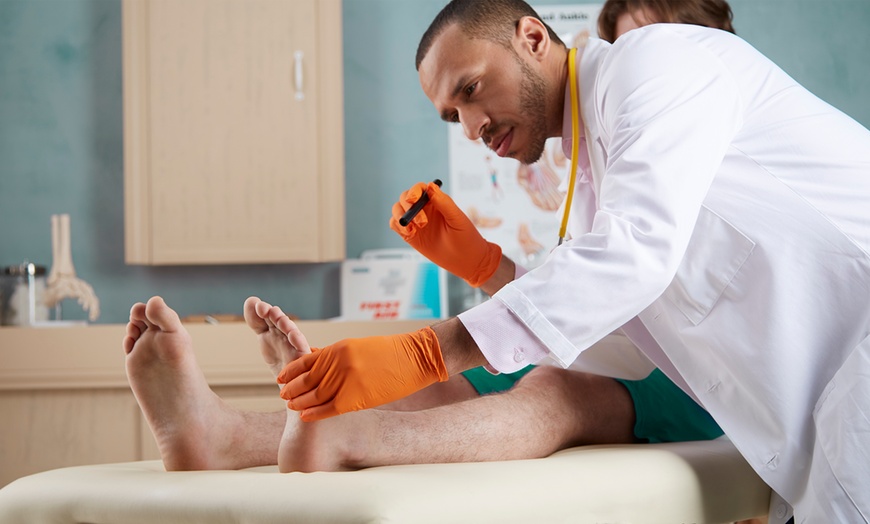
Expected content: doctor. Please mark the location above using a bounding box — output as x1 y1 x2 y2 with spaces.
278 0 870 520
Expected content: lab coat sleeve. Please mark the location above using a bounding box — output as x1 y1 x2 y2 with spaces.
478 27 746 371
458 298 656 379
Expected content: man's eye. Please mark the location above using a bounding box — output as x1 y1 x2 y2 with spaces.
465 83 477 97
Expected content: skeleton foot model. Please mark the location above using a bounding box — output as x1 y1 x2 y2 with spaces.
42 214 100 322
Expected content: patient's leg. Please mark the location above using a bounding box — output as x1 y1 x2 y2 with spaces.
124 296 284 471
256 299 637 471
286 364 636 469
346 365 637 467
245 296 477 472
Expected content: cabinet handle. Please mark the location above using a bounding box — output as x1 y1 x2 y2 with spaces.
294 51 305 101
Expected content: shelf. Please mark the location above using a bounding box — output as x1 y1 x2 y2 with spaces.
0 319 432 390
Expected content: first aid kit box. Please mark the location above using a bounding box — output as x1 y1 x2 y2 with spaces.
340 249 448 321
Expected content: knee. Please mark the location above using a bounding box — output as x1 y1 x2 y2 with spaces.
512 366 625 406
513 365 575 392
512 367 638 445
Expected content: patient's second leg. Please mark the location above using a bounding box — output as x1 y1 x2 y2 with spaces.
242 298 636 472
124 296 283 471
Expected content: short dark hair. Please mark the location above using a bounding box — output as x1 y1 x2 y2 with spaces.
416 0 564 70
598 0 735 43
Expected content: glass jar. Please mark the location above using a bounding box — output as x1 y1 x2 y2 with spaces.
0 262 49 326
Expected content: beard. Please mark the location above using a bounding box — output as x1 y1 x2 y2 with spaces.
515 53 549 165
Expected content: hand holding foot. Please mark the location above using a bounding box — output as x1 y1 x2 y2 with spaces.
277 328 450 421
244 296 369 472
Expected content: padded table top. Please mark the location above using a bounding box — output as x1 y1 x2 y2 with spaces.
0 439 770 524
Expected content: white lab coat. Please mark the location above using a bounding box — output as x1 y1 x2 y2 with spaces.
460 24 870 522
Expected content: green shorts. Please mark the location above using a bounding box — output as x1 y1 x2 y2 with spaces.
461 366 723 444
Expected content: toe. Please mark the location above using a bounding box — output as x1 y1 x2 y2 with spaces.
277 317 311 354
126 321 143 340
243 297 268 333
145 296 182 333
130 302 152 329
255 299 273 319
123 335 136 354
267 305 286 326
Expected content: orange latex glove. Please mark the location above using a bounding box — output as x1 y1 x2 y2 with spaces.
276 327 449 421
389 181 502 287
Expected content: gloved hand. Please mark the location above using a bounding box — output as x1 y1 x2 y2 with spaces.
276 327 449 421
389 181 502 287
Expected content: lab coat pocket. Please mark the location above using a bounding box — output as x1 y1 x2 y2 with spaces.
812 334 870 519
662 205 755 325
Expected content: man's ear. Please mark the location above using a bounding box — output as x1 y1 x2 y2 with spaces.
514 16 550 62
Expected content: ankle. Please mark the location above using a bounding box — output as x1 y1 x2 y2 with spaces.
334 411 381 469
227 408 283 469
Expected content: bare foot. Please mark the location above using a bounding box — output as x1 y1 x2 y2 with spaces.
518 222 544 256
124 296 281 471
243 297 311 377
516 162 564 211
467 206 504 228
244 296 372 473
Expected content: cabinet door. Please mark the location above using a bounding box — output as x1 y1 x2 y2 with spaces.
123 0 344 264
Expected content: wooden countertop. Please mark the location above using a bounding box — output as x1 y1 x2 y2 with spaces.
0 320 433 391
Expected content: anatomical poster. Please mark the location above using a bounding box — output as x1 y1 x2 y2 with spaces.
448 4 603 269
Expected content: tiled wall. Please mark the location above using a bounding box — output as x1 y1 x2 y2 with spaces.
1 0 867 323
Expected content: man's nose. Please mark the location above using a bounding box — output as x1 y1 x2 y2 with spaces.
460 108 489 142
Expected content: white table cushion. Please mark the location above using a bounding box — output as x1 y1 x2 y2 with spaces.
0 439 770 524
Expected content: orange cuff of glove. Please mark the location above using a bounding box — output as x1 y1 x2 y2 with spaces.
275 327 449 421
464 241 502 288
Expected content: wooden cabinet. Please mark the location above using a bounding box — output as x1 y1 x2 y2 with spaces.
122 0 345 264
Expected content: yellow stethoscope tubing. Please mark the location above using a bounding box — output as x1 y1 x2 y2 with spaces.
558 47 581 246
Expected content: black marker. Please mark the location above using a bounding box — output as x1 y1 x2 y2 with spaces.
399 179 442 227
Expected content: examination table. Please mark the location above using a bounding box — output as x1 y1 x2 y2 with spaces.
0 438 770 523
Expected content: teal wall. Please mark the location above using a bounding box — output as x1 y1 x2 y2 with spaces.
1 0 868 324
